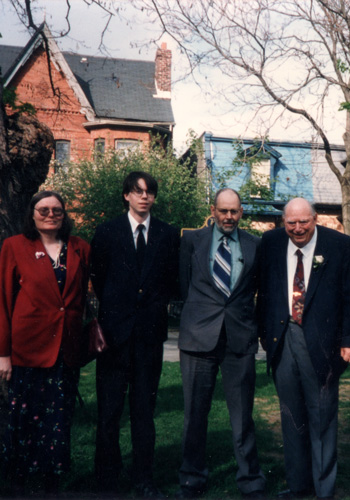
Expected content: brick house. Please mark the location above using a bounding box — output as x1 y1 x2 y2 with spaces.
185 132 346 231
0 23 175 166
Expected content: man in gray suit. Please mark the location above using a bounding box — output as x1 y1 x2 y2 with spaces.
176 188 266 499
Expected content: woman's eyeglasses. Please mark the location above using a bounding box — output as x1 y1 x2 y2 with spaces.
34 207 64 217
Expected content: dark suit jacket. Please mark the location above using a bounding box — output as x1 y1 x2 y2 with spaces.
258 225 350 384
0 234 90 368
90 213 180 346
179 225 261 354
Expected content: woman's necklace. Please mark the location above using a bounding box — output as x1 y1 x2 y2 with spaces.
49 240 62 269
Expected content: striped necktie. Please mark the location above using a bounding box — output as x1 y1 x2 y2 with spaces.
213 235 232 298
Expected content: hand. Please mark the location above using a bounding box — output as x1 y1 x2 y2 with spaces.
340 347 350 363
0 356 12 381
260 337 267 352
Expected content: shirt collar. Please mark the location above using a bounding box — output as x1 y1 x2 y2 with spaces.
213 223 238 242
128 212 151 234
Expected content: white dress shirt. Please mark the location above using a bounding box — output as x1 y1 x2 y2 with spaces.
128 212 150 248
287 227 318 315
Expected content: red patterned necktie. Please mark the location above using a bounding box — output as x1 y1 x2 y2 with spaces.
292 249 305 325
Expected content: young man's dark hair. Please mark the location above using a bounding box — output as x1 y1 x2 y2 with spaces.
122 171 158 209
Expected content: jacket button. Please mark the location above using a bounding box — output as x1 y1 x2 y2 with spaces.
280 320 284 324
60 307 64 312
273 337 278 342
138 289 143 294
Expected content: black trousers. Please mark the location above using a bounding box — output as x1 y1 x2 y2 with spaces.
95 331 163 487
273 323 339 498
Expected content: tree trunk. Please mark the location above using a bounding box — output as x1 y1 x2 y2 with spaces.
0 112 54 244
341 173 350 235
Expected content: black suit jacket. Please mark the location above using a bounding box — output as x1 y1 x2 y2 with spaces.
258 225 350 384
90 213 180 346
179 225 261 354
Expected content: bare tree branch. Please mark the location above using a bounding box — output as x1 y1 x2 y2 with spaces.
126 0 350 231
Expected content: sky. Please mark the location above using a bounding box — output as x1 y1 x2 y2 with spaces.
0 0 346 153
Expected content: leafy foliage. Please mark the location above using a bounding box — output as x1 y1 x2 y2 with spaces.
45 139 209 241
3 86 36 115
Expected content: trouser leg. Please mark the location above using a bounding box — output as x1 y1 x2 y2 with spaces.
221 350 266 494
129 339 164 484
274 323 339 497
179 349 219 492
95 345 129 486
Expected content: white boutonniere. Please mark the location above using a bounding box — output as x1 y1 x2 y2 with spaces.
312 255 324 270
35 251 46 260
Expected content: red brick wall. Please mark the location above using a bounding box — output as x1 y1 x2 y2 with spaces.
9 46 153 162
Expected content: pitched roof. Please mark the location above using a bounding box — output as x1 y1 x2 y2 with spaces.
0 45 22 77
63 53 174 124
0 28 174 126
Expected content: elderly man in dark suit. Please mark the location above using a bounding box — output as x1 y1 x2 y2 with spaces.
177 188 266 499
90 171 179 498
258 197 350 500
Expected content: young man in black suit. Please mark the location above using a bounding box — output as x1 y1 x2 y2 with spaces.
91 171 179 498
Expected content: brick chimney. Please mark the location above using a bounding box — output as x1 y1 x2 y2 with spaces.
155 42 171 94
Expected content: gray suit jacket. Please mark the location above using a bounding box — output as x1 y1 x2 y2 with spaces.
178 225 261 353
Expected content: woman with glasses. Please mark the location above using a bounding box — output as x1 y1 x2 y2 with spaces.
0 190 90 496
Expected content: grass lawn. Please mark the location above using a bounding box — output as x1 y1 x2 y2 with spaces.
64 360 350 499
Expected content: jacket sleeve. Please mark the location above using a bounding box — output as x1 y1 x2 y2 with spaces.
340 236 350 348
179 231 194 302
90 224 109 301
256 233 267 341
0 240 20 356
79 238 91 309
168 228 181 300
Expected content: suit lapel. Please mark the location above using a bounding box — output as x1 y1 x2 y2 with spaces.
304 228 328 312
140 217 158 281
193 226 215 285
63 239 81 298
24 238 62 302
231 229 255 293
118 214 138 276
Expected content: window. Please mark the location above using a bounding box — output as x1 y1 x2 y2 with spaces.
94 138 105 156
239 142 281 199
55 140 70 172
115 139 139 154
250 159 271 196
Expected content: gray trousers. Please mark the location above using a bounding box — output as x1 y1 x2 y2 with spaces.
274 322 339 498
179 332 266 494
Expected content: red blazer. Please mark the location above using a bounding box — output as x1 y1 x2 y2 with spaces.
0 234 90 368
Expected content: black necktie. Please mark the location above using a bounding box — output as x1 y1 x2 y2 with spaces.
136 224 146 269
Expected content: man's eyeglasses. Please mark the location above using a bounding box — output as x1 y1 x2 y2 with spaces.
34 207 64 217
131 187 156 198
217 209 241 216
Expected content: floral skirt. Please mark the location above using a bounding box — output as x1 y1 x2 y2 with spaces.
2 355 79 479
